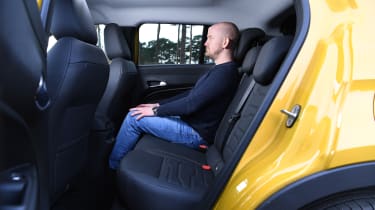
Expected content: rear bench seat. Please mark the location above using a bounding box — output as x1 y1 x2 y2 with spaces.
127 28 265 166
116 36 293 210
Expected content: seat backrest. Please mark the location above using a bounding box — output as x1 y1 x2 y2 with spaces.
47 0 109 202
207 36 293 175
213 45 262 151
0 2 47 118
94 23 138 132
213 29 266 152
222 36 293 161
0 1 50 209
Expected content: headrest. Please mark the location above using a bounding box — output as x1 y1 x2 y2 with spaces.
104 23 132 60
50 0 97 44
253 36 293 85
238 46 261 75
234 28 265 63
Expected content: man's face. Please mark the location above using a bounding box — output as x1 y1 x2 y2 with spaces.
204 25 224 60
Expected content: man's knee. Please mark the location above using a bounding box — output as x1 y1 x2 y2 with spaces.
126 112 152 130
125 112 138 126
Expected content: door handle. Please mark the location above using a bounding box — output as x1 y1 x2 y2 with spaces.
0 164 38 210
148 81 167 88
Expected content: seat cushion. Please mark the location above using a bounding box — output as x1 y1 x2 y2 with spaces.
134 134 207 164
117 149 213 210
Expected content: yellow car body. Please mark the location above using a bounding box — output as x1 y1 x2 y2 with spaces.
216 0 375 209
3 0 374 209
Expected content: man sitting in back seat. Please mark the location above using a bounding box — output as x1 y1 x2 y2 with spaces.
109 22 240 169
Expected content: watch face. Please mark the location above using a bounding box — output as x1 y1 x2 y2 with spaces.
152 107 158 115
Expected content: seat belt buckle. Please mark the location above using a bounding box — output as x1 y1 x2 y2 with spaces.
201 164 211 171
198 144 208 152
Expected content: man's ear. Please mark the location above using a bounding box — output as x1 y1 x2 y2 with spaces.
222 37 231 49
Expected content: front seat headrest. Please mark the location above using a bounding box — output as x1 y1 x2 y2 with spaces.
50 0 97 44
104 23 132 60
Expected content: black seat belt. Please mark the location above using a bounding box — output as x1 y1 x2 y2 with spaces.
224 78 256 141
222 42 261 142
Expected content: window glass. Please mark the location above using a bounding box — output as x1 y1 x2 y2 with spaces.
96 24 106 52
95 24 110 61
139 23 209 65
47 36 57 52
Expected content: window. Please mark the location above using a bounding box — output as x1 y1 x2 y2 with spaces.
96 24 106 52
139 23 210 65
47 36 57 52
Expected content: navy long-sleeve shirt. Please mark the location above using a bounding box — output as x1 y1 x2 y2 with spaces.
157 61 239 143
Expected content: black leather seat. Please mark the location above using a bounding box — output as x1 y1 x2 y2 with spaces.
0 2 47 118
0 1 50 209
234 28 265 64
117 36 293 210
95 23 138 133
47 0 109 202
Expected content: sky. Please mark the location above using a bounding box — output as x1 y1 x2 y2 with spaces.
139 23 203 44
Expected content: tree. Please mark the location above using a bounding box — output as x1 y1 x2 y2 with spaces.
157 38 178 63
189 35 202 63
155 24 161 63
139 41 157 64
189 25 193 63
139 38 178 64
179 25 186 64
139 24 204 64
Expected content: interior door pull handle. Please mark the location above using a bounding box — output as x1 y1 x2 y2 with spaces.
149 81 167 88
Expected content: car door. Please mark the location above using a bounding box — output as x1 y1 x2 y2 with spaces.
0 103 42 210
138 64 212 103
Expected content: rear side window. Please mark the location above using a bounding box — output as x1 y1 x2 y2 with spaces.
139 23 210 65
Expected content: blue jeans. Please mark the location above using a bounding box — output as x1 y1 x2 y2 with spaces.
109 112 205 169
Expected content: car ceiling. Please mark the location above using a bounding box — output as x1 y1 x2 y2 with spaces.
86 0 294 32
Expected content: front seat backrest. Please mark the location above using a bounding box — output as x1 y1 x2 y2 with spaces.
0 1 50 209
0 1 47 118
47 0 109 202
95 23 138 133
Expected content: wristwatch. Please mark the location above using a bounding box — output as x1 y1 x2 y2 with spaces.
152 106 158 115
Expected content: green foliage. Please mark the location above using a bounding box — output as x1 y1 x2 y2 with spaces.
139 35 203 65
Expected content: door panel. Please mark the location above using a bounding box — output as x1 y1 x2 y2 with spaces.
0 164 38 210
137 64 213 103
0 102 39 210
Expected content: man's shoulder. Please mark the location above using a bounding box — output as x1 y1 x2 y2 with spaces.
214 61 238 68
212 61 238 75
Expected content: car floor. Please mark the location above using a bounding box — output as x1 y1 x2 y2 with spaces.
51 169 116 210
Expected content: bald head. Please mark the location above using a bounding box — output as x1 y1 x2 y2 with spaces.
204 21 239 63
211 22 240 50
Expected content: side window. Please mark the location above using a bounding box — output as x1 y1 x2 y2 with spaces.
96 24 106 52
47 36 57 52
139 23 210 65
